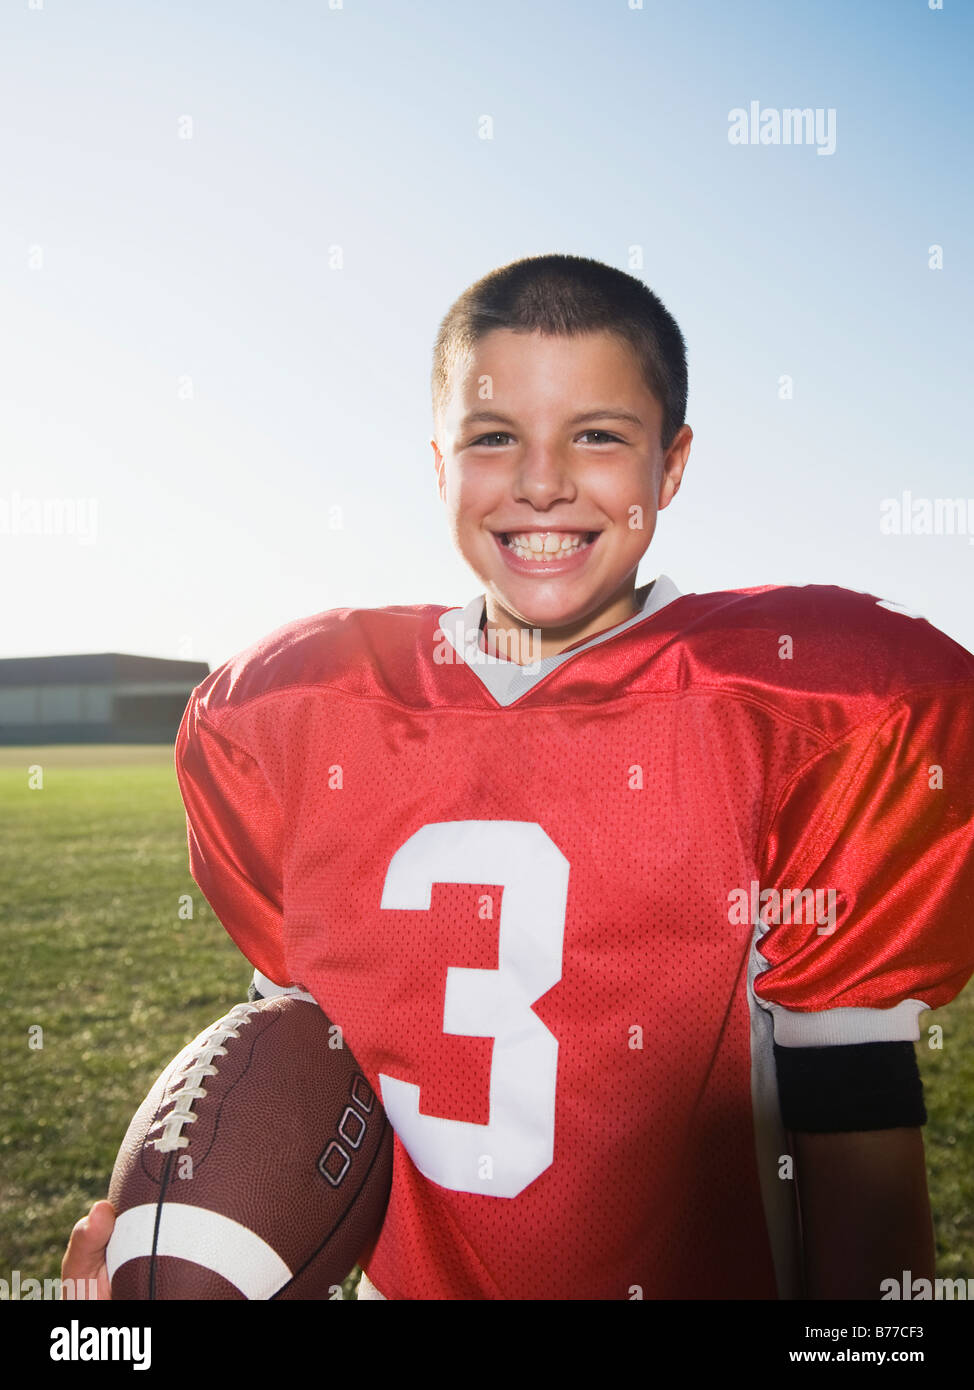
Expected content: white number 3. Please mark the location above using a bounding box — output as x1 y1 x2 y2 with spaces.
378 820 568 1199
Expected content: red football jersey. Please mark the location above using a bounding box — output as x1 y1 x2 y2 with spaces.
174 583 974 1300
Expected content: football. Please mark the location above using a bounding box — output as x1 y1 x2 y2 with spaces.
105 995 393 1299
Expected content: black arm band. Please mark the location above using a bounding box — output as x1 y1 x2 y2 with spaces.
773 1040 926 1133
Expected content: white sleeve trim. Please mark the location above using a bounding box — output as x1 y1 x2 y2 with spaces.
356 1271 388 1300
251 969 317 1005
767 998 930 1047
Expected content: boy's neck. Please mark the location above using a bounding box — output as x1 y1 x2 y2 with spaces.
481 582 652 665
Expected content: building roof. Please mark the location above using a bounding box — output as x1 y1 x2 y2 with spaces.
0 654 210 686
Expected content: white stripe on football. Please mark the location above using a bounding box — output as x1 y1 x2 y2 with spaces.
106 1203 292 1300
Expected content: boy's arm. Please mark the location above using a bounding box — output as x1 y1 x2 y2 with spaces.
794 1127 934 1300
775 1037 933 1299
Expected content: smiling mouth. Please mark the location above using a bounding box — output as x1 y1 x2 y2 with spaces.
498 530 599 561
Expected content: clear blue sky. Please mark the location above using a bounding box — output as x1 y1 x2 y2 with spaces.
1 0 971 665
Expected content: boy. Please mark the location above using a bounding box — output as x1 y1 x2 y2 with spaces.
64 254 974 1299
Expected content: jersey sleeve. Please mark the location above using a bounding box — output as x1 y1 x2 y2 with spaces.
753 683 974 1046
174 690 290 988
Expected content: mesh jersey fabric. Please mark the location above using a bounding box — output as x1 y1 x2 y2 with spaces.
174 581 974 1299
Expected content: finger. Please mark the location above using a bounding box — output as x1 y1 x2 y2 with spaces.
61 1200 116 1283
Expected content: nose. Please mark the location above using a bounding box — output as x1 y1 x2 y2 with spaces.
511 445 579 509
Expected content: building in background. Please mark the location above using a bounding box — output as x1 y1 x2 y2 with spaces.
0 654 210 745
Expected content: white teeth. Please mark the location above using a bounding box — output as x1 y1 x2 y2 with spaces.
504 531 592 561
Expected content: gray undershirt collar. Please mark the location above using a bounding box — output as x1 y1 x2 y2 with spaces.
437 574 682 707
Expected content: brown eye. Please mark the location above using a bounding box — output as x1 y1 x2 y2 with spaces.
471 433 513 447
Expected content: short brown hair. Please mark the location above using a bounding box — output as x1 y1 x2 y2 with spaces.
432 253 688 449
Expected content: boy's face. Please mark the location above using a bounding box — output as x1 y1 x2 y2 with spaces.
432 328 692 655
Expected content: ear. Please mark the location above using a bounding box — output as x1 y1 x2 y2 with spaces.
431 437 447 501
658 424 692 511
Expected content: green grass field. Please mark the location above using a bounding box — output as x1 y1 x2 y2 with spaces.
1 745 971 1295
0 745 365 1296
